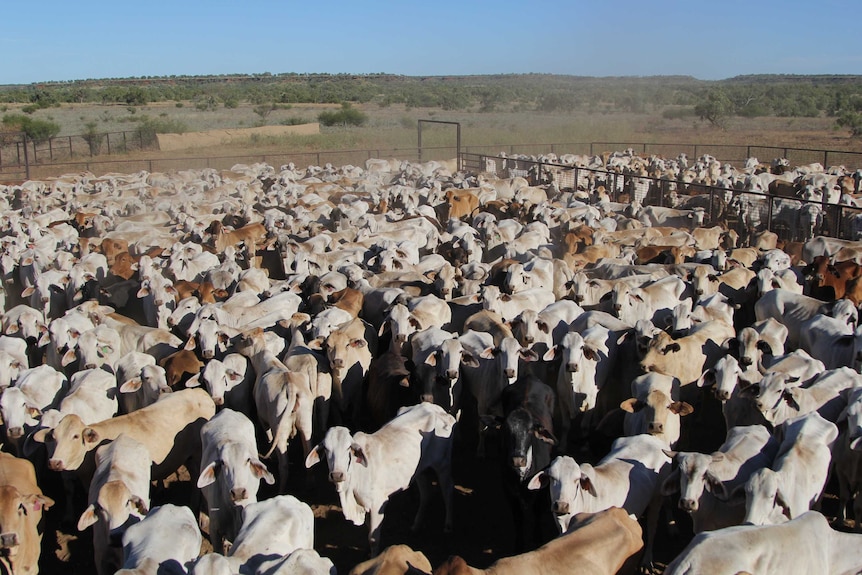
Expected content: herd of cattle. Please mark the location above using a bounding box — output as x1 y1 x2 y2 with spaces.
4 149 862 574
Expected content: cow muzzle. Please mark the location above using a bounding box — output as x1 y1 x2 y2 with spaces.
739 356 753 367
445 370 458 380
679 498 697 512
48 459 65 472
420 394 434 404
329 471 345 483
566 364 579 373
202 350 214 360
511 456 527 469
552 501 569 515
0 533 18 551
230 487 248 503
648 422 663 434
6 427 23 439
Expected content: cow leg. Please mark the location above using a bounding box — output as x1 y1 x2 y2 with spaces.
854 489 862 532
837 470 851 525
367 503 386 557
277 448 289 494
641 492 662 567
411 471 432 532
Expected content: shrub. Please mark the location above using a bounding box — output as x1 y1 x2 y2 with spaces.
134 114 187 146
280 117 308 126
82 121 103 155
317 103 367 127
175 102 184 108
1 113 61 142
223 97 239 109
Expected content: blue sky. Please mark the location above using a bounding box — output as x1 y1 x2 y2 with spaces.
3 0 862 85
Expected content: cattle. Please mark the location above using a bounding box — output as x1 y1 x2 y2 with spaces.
739 412 838 525
0 452 54 575
610 275 686 327
77 434 151 575
661 425 778 533
488 375 557 552
305 402 455 556
115 351 170 414
348 544 432 575
621 373 693 448
664 511 862 575
639 320 735 386
117 504 202 575
185 352 253 414
444 189 480 221
804 255 862 300
39 388 215 492
236 328 313 492
310 317 375 427
528 434 669 564
798 315 862 371
197 409 274 554
432 508 643 575
744 367 860 426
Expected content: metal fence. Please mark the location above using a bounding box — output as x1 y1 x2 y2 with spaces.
464 151 862 242
0 129 155 171
0 145 460 183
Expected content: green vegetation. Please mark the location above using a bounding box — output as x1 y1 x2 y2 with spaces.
1 113 61 141
318 103 367 127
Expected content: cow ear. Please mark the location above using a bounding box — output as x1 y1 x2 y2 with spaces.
670 402 694 416
705 471 728 500
306 338 324 351
424 351 438 367
184 337 196 351
696 369 715 388
83 428 100 445
119 378 142 394
542 345 558 362
250 459 275 485
579 473 597 497
756 340 773 354
616 331 632 345
305 444 322 468
583 346 599 361
619 398 642 413
20 287 34 298
527 471 547 491
533 425 557 445
660 469 680 496
461 352 480 369
520 348 539 362
775 486 792 519
783 389 801 411
77 505 98 531
378 322 389 337
479 415 503 431
185 373 201 388
351 443 368 467
197 461 218 488
129 495 149 516
479 346 496 360
26 406 42 419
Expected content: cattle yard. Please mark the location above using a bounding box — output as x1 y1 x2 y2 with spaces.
4 148 862 574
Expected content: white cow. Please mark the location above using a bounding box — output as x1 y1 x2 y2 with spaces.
224 495 315 574
117 504 201 575
661 425 779 533
527 434 670 565
77 434 151 575
197 409 274 554
665 512 862 575
305 402 455 555
621 373 692 448
740 412 838 525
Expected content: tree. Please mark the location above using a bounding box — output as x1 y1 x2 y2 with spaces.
317 103 367 127
252 103 277 126
837 111 862 137
1 114 60 142
82 121 103 155
694 89 734 128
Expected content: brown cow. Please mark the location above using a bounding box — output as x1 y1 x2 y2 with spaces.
432 508 643 575
444 189 480 221
207 221 268 255
349 544 432 575
159 349 204 388
0 452 54 575
805 255 862 299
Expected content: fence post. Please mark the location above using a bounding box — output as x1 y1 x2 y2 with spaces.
824 150 829 168
767 196 774 232
106 133 111 156
69 136 73 159
22 134 30 180
49 137 54 161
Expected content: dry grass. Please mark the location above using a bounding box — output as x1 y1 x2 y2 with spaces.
8 100 862 180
